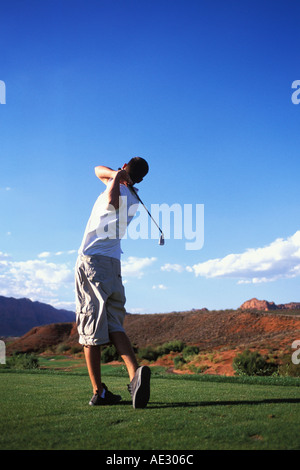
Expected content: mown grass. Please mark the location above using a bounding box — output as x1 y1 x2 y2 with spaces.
0 365 300 450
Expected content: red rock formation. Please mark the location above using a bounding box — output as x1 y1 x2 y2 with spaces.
240 298 277 311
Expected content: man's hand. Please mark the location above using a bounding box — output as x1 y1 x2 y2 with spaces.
94 165 133 210
95 165 133 187
106 169 133 210
115 169 133 187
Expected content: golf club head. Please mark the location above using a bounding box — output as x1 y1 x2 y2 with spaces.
159 233 165 246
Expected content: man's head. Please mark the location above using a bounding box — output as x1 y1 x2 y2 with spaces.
123 157 149 184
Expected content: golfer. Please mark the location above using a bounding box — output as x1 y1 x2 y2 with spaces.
75 157 151 408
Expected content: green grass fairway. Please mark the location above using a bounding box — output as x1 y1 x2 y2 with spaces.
0 368 300 450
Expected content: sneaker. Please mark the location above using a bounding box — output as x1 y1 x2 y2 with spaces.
127 366 151 409
89 383 122 406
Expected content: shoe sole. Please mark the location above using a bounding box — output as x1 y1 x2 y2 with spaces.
133 366 151 409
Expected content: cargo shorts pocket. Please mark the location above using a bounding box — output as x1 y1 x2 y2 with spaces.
76 310 96 338
84 256 108 283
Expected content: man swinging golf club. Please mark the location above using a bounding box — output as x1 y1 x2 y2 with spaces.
75 157 152 408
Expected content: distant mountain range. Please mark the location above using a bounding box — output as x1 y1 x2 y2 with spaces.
0 296 75 336
1 295 300 338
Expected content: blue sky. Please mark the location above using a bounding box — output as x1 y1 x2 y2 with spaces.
1 0 300 314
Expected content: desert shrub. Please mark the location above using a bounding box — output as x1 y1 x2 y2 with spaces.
158 340 186 354
101 345 120 363
173 346 201 370
70 345 82 354
188 363 209 374
6 353 39 370
173 355 186 368
138 341 186 362
56 343 70 354
137 346 160 362
182 345 200 361
233 349 278 376
278 355 300 377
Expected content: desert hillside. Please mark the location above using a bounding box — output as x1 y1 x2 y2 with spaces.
6 308 300 356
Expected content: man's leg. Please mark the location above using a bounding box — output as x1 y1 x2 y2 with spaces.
84 345 103 395
110 330 151 409
109 331 138 381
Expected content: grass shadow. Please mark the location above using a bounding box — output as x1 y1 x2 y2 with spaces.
147 398 300 409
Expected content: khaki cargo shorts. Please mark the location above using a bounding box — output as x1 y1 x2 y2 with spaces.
75 254 126 346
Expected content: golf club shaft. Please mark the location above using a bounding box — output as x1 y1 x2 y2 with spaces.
129 186 164 236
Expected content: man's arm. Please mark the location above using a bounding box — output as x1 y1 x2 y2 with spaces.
94 165 117 184
95 166 133 209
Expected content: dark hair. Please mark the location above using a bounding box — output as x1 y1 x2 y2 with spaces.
127 157 149 184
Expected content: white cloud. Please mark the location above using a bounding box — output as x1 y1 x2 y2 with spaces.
0 255 74 304
38 251 51 258
0 252 156 306
121 256 156 279
187 230 300 284
161 263 185 273
0 252 11 269
128 307 147 314
152 284 167 290
39 250 77 258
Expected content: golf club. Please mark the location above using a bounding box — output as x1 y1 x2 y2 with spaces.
129 186 165 246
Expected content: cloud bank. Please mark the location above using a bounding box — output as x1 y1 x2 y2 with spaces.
121 256 156 278
0 256 74 303
0 252 156 305
187 231 300 283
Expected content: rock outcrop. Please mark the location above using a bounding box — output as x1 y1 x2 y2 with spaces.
240 298 300 311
